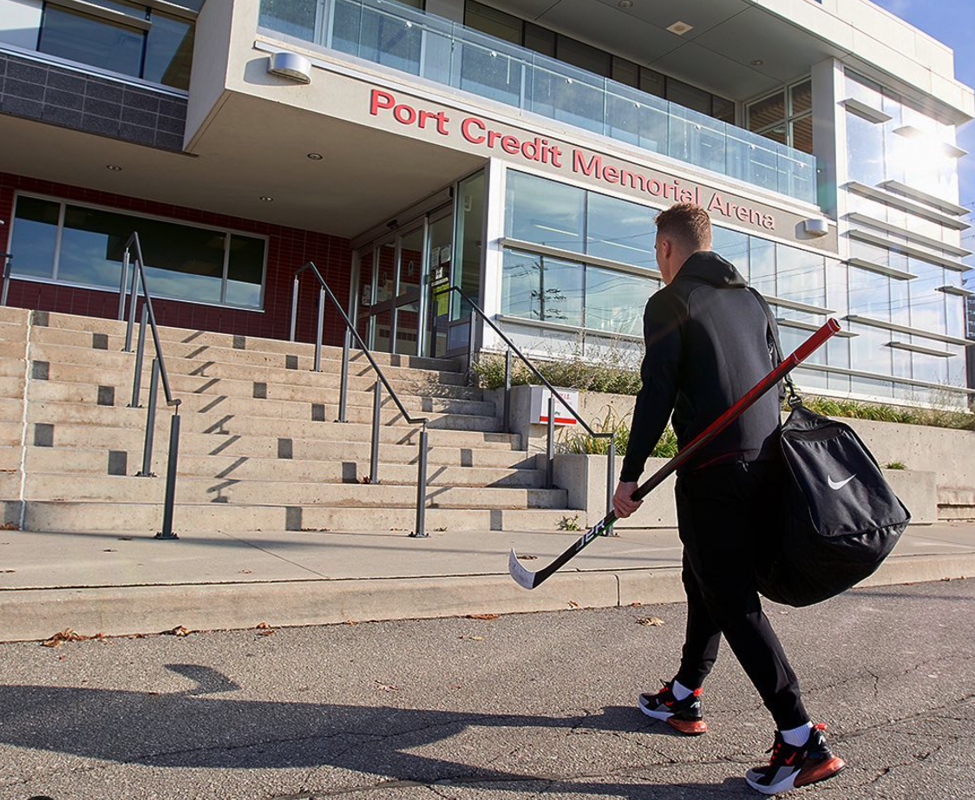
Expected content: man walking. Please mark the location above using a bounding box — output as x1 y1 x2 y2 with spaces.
612 203 845 795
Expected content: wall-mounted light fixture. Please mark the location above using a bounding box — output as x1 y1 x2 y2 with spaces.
803 218 830 238
268 52 312 84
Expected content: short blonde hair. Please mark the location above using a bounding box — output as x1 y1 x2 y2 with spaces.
655 203 712 251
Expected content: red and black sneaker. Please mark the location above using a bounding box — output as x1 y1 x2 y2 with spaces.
637 679 708 735
745 723 846 795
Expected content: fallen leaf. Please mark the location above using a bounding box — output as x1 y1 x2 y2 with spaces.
240 569 252 574
0 522 18 531
256 621 272 629
117 537 133 541
629 602 643 607
516 554 538 561
41 628 89 647
459 635 485 641
467 613 499 620
345 619 357 626
567 600 580 609
637 616 665 627
257 629 275 637
165 626 192 637
375 681 399 692
103 549 116 553
0 569 15 574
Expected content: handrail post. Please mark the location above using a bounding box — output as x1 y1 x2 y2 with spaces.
369 379 382 484
410 422 429 538
338 327 350 423
546 395 555 489
290 275 300 342
466 317 475 385
1 252 12 307
117 247 130 320
138 359 160 477
129 303 148 408
124 248 139 352
156 407 181 540
606 435 617 532
315 285 325 372
503 348 512 433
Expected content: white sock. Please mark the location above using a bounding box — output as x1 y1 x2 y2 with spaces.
781 722 813 747
671 679 694 701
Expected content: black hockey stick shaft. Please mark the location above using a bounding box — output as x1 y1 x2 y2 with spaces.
508 318 841 589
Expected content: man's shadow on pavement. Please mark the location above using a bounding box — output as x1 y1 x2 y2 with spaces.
0 664 759 798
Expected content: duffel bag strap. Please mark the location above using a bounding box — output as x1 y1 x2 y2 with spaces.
748 287 802 409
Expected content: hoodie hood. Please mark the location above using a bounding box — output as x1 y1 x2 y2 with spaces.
674 250 748 289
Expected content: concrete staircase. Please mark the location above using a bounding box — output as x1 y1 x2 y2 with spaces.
0 306 586 535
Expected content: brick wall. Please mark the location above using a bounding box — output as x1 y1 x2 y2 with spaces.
0 172 353 346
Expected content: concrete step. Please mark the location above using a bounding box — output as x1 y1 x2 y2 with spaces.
0 445 19 472
0 396 23 423
28 318 461 374
0 340 28 360
0 421 22 447
27 376 497 418
27 426 534 466
28 415 521 451
24 447 547 488
0 307 29 325
0 321 28 341
9 500 586 534
26 398 503 434
28 341 469 388
0 471 19 498
22 473 568 508
38 359 484 402
0 376 25 398
0 359 27 378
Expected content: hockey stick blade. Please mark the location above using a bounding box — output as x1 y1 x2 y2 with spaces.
507 318 841 590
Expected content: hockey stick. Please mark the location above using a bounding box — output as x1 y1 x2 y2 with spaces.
508 318 842 590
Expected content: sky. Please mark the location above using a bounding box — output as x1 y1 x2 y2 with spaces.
870 0 975 278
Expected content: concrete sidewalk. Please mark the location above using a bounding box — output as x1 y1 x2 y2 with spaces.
1 522 974 641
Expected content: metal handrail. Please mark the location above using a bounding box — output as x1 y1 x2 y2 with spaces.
117 231 182 540
435 285 617 518
290 261 430 537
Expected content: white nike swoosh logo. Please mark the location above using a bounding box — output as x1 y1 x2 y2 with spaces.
828 475 855 490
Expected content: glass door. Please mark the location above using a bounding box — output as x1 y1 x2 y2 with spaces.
392 223 425 356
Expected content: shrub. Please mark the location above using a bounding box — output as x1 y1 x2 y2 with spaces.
559 407 677 459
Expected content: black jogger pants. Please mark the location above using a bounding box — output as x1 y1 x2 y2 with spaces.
672 460 810 731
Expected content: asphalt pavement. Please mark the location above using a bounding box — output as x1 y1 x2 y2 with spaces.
0 577 973 800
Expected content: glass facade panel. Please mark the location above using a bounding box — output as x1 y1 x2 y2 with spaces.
849 265 890 319
143 12 194 90
39 7 144 79
501 250 582 326
465 1 521 44
585 267 654 336
749 238 775 295
505 171 585 252
10 197 59 279
259 0 316 39
908 258 947 334
586 193 655 269
9 196 265 309
775 245 824 308
846 111 885 186
748 91 785 132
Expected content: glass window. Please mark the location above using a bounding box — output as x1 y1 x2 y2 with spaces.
524 23 555 57
775 245 824 308
849 265 890 319
790 80 812 115
712 225 749 279
38 6 144 79
465 1 522 45
557 35 611 77
10 196 59 279
667 79 710 115
586 193 655 269
585 267 654 336
749 237 775 295
261 0 317 40
639 68 666 98
8 196 265 309
505 171 585 253
612 57 639 89
748 91 785 132
908 258 947 335
144 12 194 90
791 115 813 155
501 249 582 326
846 111 885 186
712 96 735 124
226 235 265 307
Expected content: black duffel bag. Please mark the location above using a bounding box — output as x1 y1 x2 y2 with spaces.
749 289 911 607
755 403 911 607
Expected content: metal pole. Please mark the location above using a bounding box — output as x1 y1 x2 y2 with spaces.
156 408 181 540
503 349 512 433
290 275 300 342
338 327 350 423
124 257 139 352
466 318 475 385
1 254 11 307
117 247 130 320
606 435 617 528
546 395 555 489
411 423 429 538
139 359 160 477
315 285 325 372
130 303 148 408
369 379 382 484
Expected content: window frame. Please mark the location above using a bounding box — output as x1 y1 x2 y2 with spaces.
746 77 814 154
7 191 269 312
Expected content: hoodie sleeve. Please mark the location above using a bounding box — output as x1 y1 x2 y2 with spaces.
619 291 684 483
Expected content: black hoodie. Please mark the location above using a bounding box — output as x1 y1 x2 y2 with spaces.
619 250 782 482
